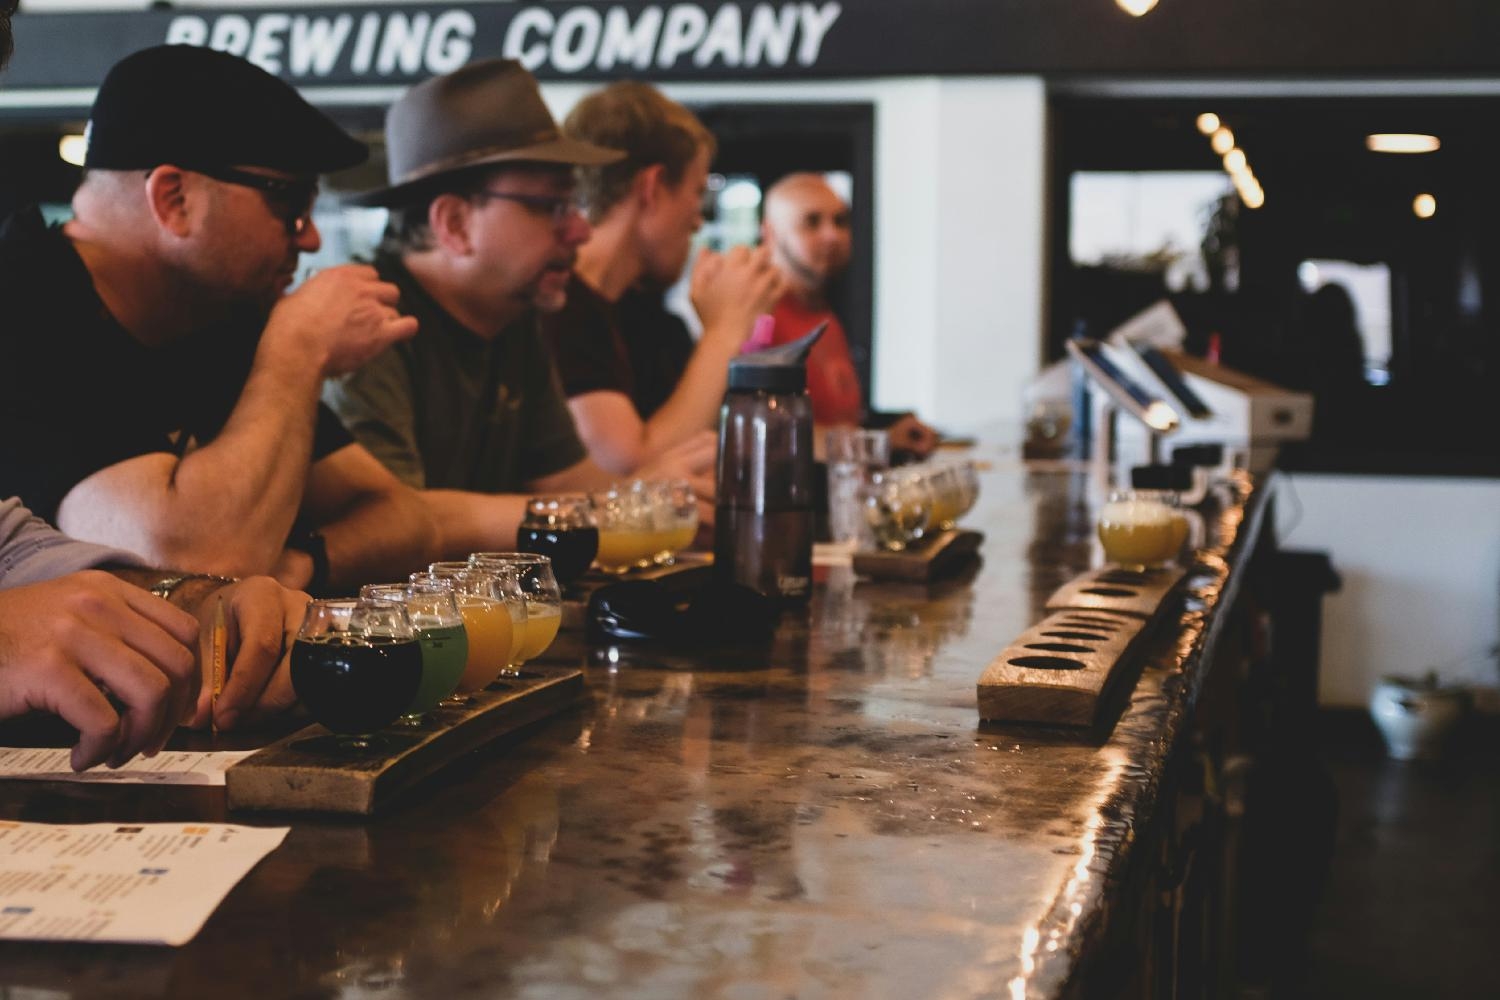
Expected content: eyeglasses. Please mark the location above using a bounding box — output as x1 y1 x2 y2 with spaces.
192 165 319 236
472 188 581 227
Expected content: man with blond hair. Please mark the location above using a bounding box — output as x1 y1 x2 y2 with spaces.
538 80 782 476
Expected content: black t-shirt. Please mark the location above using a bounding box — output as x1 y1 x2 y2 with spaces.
0 206 352 522
614 286 696 421
538 272 636 403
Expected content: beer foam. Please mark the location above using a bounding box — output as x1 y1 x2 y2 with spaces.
1100 498 1173 526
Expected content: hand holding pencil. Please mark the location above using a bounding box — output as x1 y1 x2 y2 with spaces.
189 577 311 731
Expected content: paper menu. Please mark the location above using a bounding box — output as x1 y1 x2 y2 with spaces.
0 821 289 946
0 748 256 786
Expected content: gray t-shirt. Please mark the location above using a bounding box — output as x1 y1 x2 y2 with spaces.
0 497 142 590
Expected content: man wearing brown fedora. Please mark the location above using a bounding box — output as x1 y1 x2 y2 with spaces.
540 81 782 477
326 59 714 558
0 45 437 596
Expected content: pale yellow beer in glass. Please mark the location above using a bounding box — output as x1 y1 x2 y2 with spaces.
1097 492 1180 569
470 553 564 665
453 597 511 691
518 606 562 661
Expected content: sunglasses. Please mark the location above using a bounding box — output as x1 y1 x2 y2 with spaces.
586 578 777 646
192 165 319 236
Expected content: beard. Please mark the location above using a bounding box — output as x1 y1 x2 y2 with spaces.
528 250 578 314
774 234 845 290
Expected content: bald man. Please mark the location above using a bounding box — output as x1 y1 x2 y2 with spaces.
761 173 937 456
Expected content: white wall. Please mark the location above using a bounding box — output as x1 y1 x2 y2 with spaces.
541 76 1048 435
1274 474 1500 707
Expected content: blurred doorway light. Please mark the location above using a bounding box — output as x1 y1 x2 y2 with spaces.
1366 133 1440 153
58 134 87 167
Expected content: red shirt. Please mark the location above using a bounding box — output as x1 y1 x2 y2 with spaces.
768 293 864 426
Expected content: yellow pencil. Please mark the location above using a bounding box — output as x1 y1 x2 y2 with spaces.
211 596 227 736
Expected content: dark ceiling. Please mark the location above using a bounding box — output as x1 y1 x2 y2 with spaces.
1057 94 1489 203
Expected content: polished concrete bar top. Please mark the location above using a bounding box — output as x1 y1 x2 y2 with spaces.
0 455 1266 999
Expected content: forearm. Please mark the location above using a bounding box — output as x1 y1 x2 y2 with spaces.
164 354 322 565
640 334 739 458
60 357 322 577
422 490 530 561
319 487 438 590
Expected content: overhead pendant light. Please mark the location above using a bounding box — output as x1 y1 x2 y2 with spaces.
1210 127 1236 155
1413 193 1437 218
1196 113 1221 135
1116 0 1160 16
1366 133 1441 154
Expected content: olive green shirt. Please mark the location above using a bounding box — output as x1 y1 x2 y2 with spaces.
323 255 587 492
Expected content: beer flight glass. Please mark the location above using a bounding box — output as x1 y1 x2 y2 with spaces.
359 581 468 726
860 459 982 552
516 496 598 588
1096 489 1189 570
469 553 563 668
290 598 423 749
590 480 699 573
418 563 526 693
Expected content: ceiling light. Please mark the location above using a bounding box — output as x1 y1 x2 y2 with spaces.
1116 0 1160 15
1222 148 1247 173
1413 193 1436 218
1210 127 1235 155
1366 133 1441 154
1196 113 1220 135
1241 186 1265 210
58 134 87 167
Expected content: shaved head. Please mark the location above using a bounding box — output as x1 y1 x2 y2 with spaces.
761 172 851 298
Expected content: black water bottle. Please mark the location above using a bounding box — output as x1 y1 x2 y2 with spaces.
714 323 826 603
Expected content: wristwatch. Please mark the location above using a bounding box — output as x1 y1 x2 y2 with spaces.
149 573 238 602
288 527 330 593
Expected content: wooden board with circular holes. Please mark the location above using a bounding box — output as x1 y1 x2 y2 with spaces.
978 565 1187 726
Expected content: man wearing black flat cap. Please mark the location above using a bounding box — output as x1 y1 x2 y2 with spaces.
325 59 714 558
0 45 437 594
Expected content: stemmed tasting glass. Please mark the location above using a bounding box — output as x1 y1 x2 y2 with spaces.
470 553 563 667
290 598 423 750
517 495 599 589
360 581 468 723
591 486 655 574
925 464 967 531
862 468 932 552
415 563 520 693
1096 490 1181 571
652 480 699 566
954 460 981 521
430 561 529 679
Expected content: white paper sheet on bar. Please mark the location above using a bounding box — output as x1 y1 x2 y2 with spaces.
0 748 256 786
0 821 289 945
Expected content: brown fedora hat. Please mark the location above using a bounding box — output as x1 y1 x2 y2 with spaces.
352 58 622 207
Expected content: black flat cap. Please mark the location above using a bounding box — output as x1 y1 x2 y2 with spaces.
84 45 367 175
